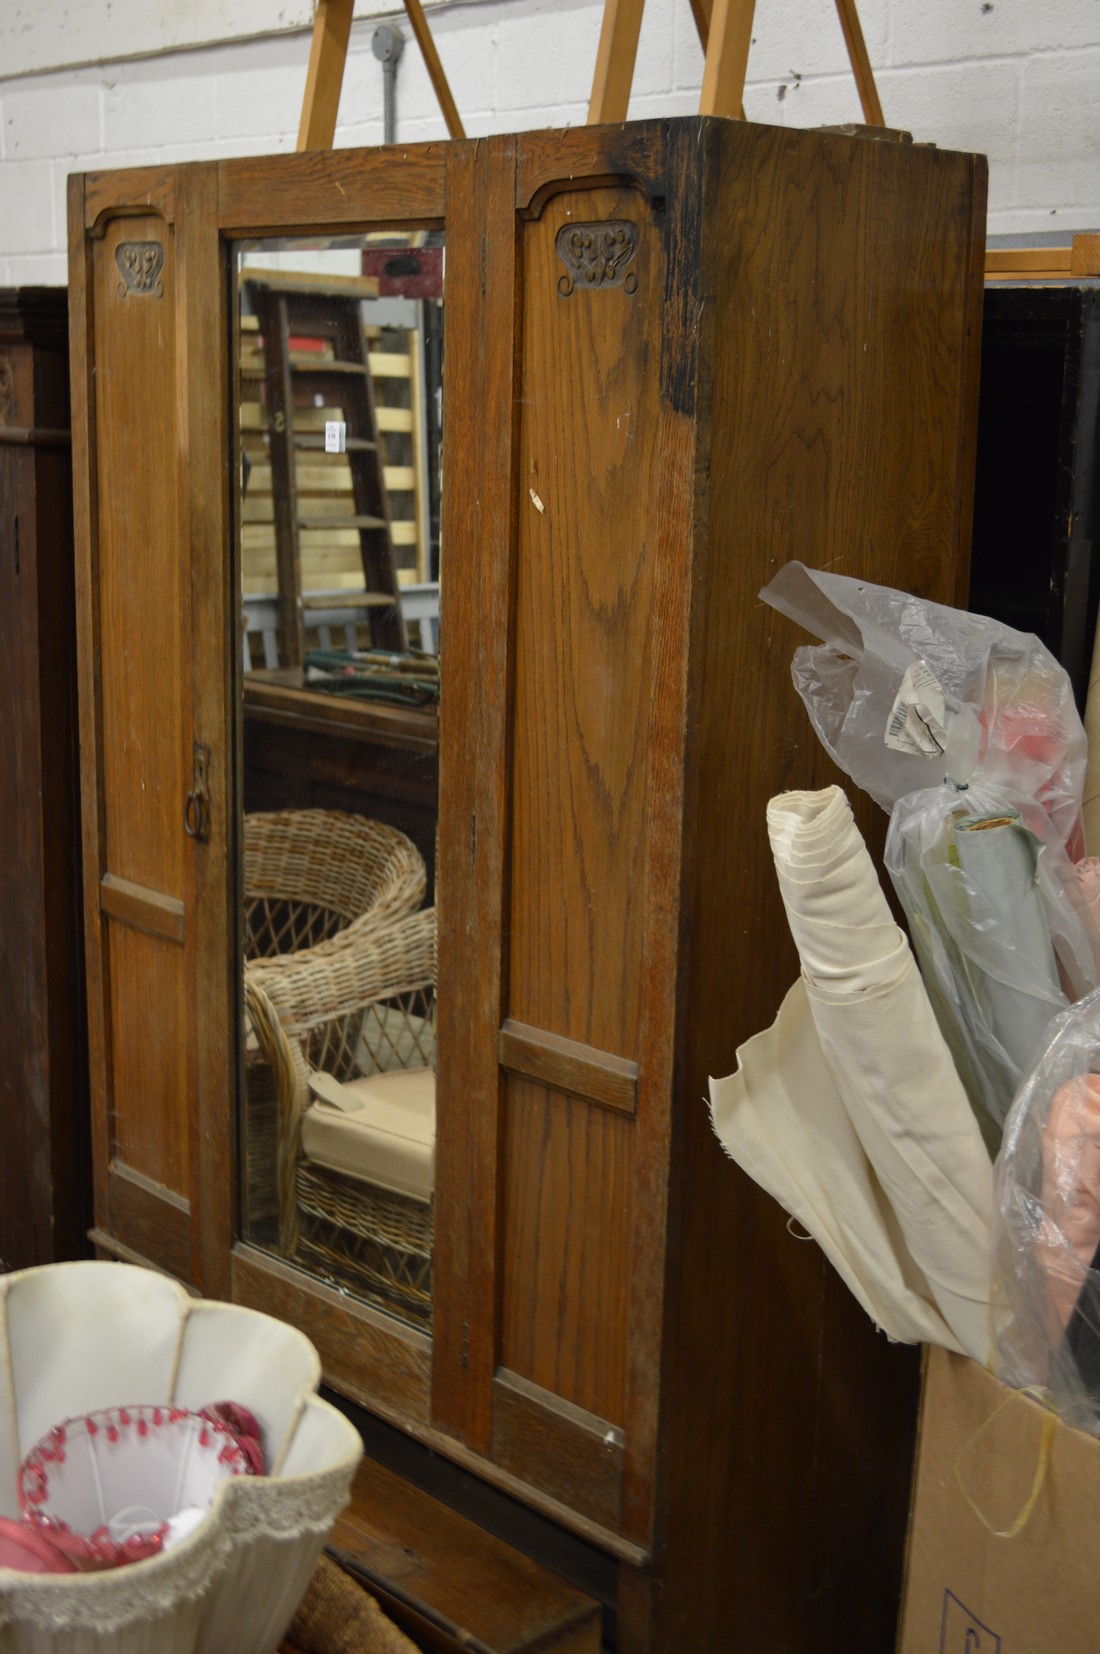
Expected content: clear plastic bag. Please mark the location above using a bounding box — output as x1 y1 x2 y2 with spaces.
995 986 1100 1432
761 562 1100 1143
886 783 1096 1149
761 561 1087 857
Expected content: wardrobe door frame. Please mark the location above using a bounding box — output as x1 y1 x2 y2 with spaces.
70 162 231 1292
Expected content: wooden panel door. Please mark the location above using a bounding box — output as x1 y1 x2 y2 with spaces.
434 123 681 1549
69 166 233 1289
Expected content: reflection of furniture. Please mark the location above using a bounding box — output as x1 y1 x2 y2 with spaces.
247 908 436 1328
243 810 426 1229
244 809 426 965
242 672 439 905
242 271 406 664
986 233 1100 282
0 288 90 1272
71 122 986 1650
968 281 1100 706
243 583 440 668
239 283 432 622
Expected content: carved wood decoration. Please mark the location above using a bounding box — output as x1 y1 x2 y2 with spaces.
555 221 639 296
115 241 165 299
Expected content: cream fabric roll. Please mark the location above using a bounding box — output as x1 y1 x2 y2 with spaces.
711 785 995 1361
711 981 964 1348
768 788 899 978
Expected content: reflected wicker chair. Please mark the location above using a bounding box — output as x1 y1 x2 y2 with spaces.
243 810 427 1233
245 907 436 1330
244 809 425 966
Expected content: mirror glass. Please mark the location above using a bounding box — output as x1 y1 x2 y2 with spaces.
234 232 442 1333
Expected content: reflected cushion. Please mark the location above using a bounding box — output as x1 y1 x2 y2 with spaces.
303 1069 435 1202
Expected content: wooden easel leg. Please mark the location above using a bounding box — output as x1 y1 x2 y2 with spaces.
404 0 466 139
688 0 711 48
698 0 756 118
297 0 355 152
588 0 647 125
689 0 747 120
832 0 885 126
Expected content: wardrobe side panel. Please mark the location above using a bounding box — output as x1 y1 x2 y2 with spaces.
651 124 988 1652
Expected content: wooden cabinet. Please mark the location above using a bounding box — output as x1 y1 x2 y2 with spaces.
69 119 986 1650
969 283 1100 706
0 288 90 1272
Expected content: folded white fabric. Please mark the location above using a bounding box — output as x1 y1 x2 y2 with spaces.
711 785 995 1360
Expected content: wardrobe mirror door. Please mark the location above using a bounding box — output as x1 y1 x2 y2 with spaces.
234 232 442 1334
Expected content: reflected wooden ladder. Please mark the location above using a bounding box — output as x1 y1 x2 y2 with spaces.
243 269 407 665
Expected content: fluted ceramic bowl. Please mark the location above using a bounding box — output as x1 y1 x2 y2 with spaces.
0 1262 362 1654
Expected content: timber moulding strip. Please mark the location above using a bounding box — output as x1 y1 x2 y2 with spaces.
88 1226 200 1291
108 1162 192 1282
231 1242 650 1567
491 1369 625 1532
498 1019 638 1116
100 872 185 943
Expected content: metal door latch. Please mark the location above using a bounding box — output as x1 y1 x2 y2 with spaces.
184 742 211 841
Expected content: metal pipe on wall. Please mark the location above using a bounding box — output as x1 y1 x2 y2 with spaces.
372 23 405 143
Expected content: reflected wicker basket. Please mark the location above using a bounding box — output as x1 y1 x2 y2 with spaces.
296 1165 433 1330
246 909 436 1330
243 811 427 1234
244 809 425 966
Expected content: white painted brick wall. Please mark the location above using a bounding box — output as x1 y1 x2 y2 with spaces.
0 0 1098 283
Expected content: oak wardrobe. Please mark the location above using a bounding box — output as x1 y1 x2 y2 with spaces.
69 117 986 1650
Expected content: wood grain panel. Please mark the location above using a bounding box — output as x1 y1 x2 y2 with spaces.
70 172 112 1232
509 185 662 1059
84 168 175 235
107 1161 191 1282
106 920 189 1189
499 1078 634 1425
432 137 519 1451
179 161 234 1299
491 1369 623 1532
516 125 666 217
92 213 188 900
231 1244 432 1426
0 289 89 1271
706 123 983 606
217 146 446 237
616 119 721 1552
646 121 987 1653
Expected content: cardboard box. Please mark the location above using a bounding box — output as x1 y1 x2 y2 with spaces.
897 1345 1100 1653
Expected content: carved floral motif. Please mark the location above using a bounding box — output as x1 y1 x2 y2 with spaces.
115 241 165 299
555 221 639 298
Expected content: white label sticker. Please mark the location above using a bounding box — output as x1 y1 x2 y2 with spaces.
324 419 346 454
884 661 948 757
